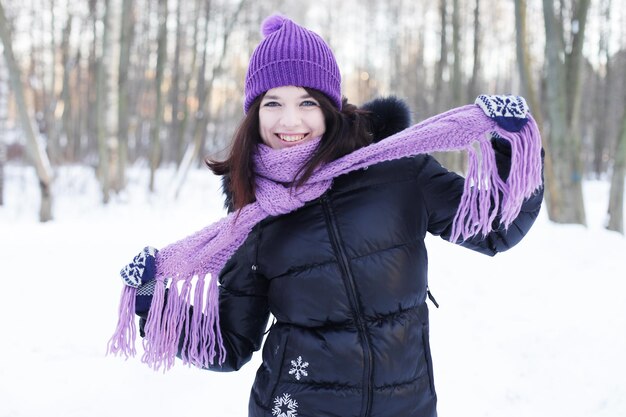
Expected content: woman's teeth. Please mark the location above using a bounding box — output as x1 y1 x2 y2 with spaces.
278 134 306 142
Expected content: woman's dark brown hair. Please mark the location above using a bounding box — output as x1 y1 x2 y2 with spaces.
206 88 373 210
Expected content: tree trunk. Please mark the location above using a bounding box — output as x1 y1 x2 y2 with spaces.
606 71 626 234
434 0 448 114
87 0 98 165
44 0 60 165
96 0 111 203
445 0 464 173
542 0 589 225
75 47 84 160
106 0 121 192
117 0 134 191
176 0 202 167
149 0 168 192
0 60 7 206
451 0 462 105
467 0 480 101
60 13 75 161
173 0 247 198
514 0 558 218
196 0 248 161
169 0 183 163
0 2 54 221
592 0 612 177
0 142 4 206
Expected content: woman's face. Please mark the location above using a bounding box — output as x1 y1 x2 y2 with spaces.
258 86 326 150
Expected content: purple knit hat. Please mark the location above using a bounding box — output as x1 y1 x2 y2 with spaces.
244 14 342 113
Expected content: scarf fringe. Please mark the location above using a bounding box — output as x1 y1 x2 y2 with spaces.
450 114 542 242
134 273 226 371
106 285 137 359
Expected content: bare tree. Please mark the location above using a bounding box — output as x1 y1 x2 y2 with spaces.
514 0 560 219
175 0 202 166
0 60 6 206
451 0 462 105
0 1 54 221
606 54 626 234
542 0 591 225
60 12 75 161
148 0 168 192
168 0 183 163
45 0 61 164
467 0 481 101
117 0 135 190
0 141 4 206
592 0 612 177
87 0 99 164
96 0 113 202
172 0 248 198
446 0 465 173
434 0 448 114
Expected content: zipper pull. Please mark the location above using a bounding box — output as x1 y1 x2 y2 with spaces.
427 286 439 308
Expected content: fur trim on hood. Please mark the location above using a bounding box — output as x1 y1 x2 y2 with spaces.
361 96 412 143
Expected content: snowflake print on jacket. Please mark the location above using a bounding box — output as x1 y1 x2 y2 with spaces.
272 393 298 417
288 356 309 380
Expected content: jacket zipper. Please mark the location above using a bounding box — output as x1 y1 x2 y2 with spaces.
320 193 373 417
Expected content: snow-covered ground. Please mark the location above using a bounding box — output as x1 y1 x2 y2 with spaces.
1 164 625 417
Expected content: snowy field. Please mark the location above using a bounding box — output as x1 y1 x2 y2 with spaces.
1 164 625 417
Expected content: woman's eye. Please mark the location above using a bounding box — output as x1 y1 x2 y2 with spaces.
301 100 318 107
263 101 280 107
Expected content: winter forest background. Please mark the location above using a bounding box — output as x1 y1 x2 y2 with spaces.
0 0 625 230
1 0 626 416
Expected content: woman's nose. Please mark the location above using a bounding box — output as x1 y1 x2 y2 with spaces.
279 107 300 127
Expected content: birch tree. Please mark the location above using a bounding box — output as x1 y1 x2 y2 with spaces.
45 0 60 164
0 1 54 221
148 0 168 192
60 12 75 161
117 0 135 189
96 0 113 202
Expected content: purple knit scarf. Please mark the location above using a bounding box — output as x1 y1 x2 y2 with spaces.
108 98 543 371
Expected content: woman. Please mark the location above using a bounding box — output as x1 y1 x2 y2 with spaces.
110 14 544 417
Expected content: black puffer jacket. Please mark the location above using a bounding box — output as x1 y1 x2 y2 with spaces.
158 98 543 417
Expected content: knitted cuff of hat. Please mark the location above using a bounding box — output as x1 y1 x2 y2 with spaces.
109 95 543 371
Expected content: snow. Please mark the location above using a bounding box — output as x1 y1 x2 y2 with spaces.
1 164 625 417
